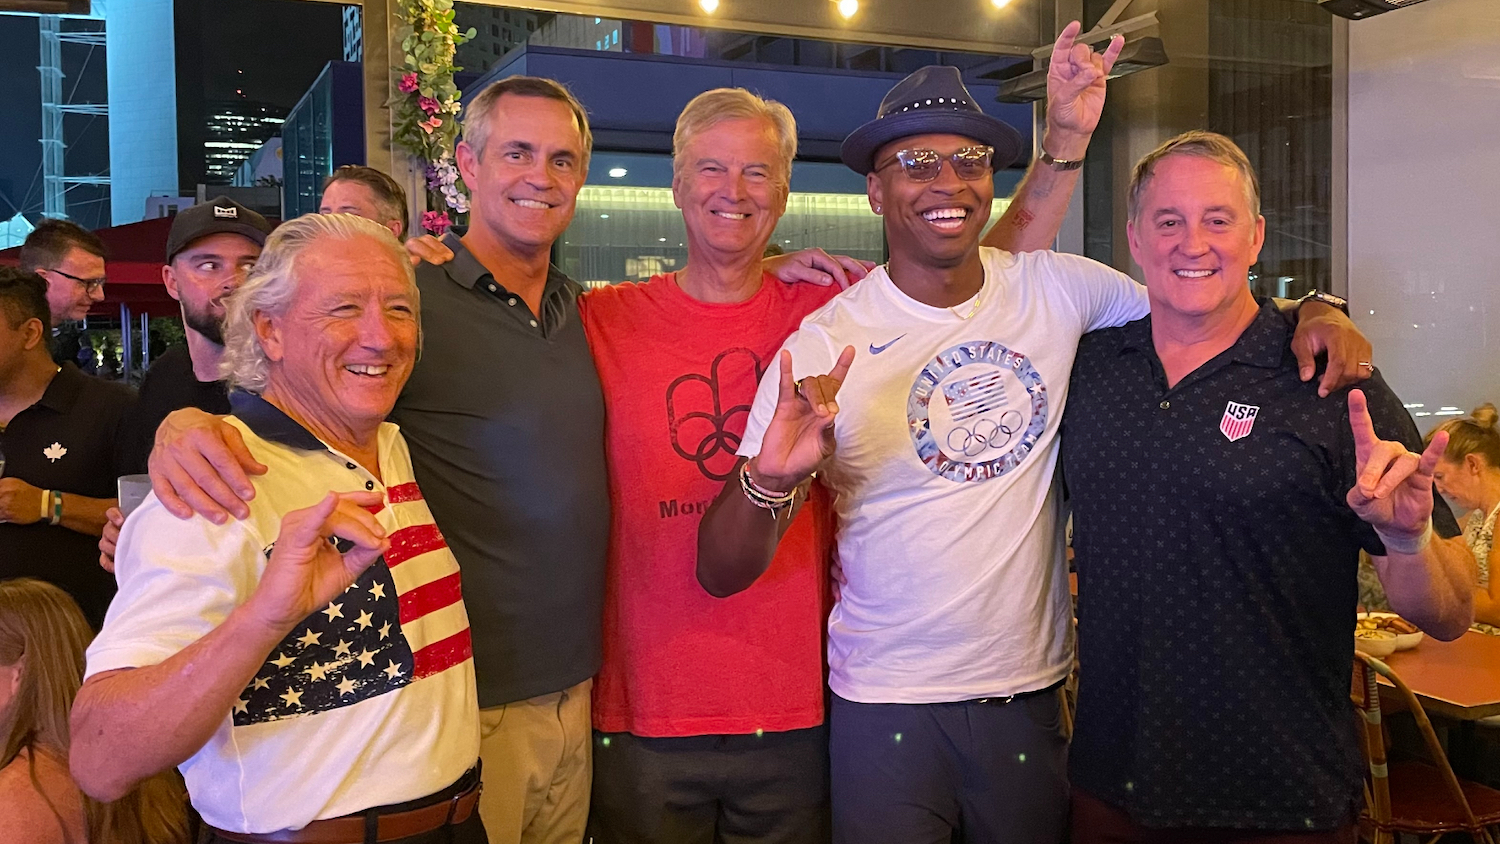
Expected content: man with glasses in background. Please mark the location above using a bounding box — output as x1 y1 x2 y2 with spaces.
18 218 109 366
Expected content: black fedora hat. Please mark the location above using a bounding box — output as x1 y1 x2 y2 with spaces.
841 66 1025 176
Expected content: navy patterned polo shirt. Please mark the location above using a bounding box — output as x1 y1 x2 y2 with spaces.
1061 300 1459 831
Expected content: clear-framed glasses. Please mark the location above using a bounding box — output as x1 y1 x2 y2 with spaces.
874 145 995 183
44 267 107 294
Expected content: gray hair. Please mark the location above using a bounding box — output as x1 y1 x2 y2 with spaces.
672 88 798 184
1127 130 1261 223
462 76 593 171
219 213 417 393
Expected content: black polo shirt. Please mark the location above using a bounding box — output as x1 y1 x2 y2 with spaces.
394 233 609 707
1061 300 1460 831
119 344 233 475
0 363 135 627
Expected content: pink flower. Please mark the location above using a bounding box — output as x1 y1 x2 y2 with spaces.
419 95 442 115
421 211 452 235
419 116 443 134
398 72 419 93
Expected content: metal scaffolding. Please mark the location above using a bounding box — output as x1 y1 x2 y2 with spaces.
36 12 109 219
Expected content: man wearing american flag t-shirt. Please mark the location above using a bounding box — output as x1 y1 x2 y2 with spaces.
71 214 483 844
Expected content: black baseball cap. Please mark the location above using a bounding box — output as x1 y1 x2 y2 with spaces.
165 196 274 263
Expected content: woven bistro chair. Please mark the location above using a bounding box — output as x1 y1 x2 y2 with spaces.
1351 651 1500 844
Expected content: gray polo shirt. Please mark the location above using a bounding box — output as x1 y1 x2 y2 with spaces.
395 234 608 707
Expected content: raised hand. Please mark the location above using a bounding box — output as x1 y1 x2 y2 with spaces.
1347 389 1444 542
243 492 389 633
750 347 856 492
1045 20 1124 155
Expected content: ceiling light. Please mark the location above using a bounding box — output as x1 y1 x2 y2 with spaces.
836 0 858 19
991 0 1013 7
608 167 627 178
600 214 609 218
699 0 718 13
1318 0 1437 19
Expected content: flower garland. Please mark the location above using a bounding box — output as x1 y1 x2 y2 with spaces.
391 0 475 235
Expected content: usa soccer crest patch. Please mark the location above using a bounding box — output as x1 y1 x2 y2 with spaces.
1220 401 1259 442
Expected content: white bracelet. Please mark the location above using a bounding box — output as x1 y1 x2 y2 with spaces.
1377 520 1433 556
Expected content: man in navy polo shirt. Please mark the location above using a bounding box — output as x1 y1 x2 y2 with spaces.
1062 132 1475 843
0 267 133 627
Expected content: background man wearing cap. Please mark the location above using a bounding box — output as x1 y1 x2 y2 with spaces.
17 218 109 365
101 197 272 573
699 57 1370 844
0 265 133 628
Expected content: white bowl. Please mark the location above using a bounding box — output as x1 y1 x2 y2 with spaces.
1357 612 1425 651
1355 628 1399 658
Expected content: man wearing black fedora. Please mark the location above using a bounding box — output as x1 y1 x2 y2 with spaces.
699 40 1373 844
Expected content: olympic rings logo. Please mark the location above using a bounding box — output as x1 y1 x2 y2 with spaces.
666 348 765 482
945 410 1024 457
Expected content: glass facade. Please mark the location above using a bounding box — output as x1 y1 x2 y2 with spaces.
1083 0 1333 299
279 61 366 219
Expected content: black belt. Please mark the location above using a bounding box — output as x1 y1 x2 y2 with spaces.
965 678 1066 706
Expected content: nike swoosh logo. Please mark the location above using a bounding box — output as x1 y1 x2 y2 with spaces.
869 334 907 355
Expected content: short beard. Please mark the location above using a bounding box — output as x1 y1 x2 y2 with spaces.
182 303 224 346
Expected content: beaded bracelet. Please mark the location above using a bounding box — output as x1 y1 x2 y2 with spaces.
50 491 63 526
739 462 797 511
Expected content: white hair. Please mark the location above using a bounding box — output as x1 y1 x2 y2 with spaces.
218 213 417 393
672 88 798 184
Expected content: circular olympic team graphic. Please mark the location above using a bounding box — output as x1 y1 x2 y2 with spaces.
906 340 1049 484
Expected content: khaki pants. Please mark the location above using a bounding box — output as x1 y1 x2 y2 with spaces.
478 679 593 844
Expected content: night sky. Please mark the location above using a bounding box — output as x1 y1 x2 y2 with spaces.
0 0 343 230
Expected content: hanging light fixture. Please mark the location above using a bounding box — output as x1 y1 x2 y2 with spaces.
699 0 719 13
835 0 858 19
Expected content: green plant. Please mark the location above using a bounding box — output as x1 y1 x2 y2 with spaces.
390 0 475 234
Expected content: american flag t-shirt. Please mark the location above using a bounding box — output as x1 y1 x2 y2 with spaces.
234 482 472 726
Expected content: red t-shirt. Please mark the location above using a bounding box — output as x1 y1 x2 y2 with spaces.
580 273 838 737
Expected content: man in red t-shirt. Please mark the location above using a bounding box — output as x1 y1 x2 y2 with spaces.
582 24 1123 843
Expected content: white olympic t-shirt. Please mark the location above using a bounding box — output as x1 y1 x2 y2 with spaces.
739 247 1147 704
87 397 479 833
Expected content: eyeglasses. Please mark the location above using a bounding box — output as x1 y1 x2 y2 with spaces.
873 145 995 183
44 267 107 294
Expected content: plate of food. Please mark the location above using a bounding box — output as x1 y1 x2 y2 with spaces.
1355 613 1424 652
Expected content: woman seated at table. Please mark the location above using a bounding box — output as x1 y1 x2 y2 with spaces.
0 577 190 844
1360 402 1500 635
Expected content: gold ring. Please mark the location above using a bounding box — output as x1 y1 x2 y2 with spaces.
1358 361 1373 369
794 378 805 398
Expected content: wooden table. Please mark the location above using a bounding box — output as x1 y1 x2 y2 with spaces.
1379 629 1500 777
1380 629 1500 721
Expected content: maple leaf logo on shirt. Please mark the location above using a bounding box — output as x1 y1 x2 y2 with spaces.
43 442 67 462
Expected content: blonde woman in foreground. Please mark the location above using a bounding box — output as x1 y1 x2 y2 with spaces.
0 577 189 844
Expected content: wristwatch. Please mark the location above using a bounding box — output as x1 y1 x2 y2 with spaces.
1297 290 1350 316
1039 149 1085 171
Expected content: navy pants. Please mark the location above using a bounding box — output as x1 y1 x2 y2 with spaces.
829 688 1069 844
